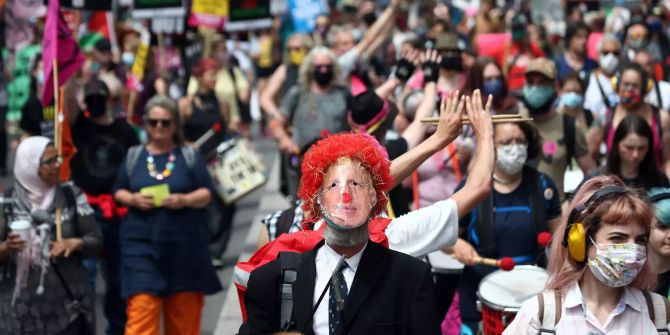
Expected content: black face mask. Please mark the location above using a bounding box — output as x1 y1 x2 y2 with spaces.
313 65 334 87
440 55 463 71
362 12 377 26
85 95 107 118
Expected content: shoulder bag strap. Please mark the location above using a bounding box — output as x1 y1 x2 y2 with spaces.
538 290 561 334
594 73 613 110
279 251 302 330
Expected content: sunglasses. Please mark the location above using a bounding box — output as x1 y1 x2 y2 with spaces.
601 50 620 56
147 118 172 128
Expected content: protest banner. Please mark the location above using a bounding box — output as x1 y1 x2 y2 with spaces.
132 0 185 19
288 0 327 33
226 0 272 32
189 0 227 29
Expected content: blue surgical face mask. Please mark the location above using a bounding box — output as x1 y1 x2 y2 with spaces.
121 52 135 67
90 61 101 73
483 79 504 98
523 85 555 109
560 92 584 109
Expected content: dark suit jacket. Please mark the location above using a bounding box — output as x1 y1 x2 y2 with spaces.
239 240 441 335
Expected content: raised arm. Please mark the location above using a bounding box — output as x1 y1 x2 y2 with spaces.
450 90 494 219
401 49 441 150
390 91 463 188
353 1 399 56
259 64 287 121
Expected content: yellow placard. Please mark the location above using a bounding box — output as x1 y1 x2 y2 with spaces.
140 184 170 207
192 0 228 17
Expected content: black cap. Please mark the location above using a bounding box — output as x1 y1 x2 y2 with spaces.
94 38 112 53
84 78 110 98
350 90 385 125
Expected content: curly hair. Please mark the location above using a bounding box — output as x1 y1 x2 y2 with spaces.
298 132 393 224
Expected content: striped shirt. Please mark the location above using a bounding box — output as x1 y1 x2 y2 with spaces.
503 283 667 334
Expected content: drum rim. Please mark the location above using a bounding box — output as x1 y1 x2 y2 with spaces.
476 265 547 312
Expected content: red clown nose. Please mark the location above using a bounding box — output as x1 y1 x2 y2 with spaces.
341 192 352 203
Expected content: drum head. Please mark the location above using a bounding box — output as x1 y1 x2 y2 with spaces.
427 251 464 273
477 265 548 312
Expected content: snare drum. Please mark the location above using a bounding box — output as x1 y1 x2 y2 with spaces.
426 251 464 274
207 138 267 204
477 265 548 335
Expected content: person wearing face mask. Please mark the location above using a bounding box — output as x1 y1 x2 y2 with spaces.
589 62 670 177
634 50 670 111
68 78 139 334
464 57 518 114
240 92 495 335
20 57 51 140
504 176 667 334
558 72 593 129
521 58 596 200
451 120 562 334
269 47 352 198
584 35 622 118
405 32 467 95
622 20 663 65
647 188 670 299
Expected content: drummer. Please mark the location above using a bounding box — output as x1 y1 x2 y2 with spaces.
504 176 661 334
451 118 562 333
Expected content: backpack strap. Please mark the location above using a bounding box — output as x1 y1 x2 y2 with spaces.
537 290 562 334
180 146 197 170
275 203 298 239
643 290 670 334
126 145 143 177
563 114 576 170
279 251 302 330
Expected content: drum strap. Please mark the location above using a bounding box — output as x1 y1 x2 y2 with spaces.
642 290 670 334
537 290 562 334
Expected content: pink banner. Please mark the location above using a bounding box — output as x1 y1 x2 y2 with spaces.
41 0 85 106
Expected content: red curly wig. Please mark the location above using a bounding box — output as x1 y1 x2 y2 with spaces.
298 132 393 225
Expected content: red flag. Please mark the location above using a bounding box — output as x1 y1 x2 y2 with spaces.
41 0 85 107
87 11 110 39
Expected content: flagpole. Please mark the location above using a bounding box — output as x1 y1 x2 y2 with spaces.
52 59 63 242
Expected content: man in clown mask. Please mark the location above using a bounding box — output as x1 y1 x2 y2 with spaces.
241 92 494 335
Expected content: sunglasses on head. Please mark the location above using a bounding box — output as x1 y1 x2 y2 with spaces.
147 118 172 127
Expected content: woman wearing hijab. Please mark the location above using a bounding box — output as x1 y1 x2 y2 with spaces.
0 136 101 334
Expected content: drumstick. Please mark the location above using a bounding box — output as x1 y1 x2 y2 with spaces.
421 114 533 125
448 254 516 271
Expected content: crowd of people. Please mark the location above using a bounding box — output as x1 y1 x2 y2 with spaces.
3 0 670 334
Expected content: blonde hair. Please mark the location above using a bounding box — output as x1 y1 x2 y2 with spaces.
545 175 656 292
282 33 314 64
297 46 341 91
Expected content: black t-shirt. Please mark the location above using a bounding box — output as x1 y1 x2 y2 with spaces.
655 271 670 298
20 94 54 138
385 138 411 217
71 115 139 195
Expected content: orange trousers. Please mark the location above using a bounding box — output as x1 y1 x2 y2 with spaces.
125 292 204 335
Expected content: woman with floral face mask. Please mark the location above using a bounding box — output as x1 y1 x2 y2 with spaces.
504 176 664 334
451 120 562 333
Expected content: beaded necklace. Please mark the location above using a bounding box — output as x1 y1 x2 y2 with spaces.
146 151 176 180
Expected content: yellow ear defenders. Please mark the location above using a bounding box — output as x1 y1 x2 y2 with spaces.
562 186 628 263
611 64 654 96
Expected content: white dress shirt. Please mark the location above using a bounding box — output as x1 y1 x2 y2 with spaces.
503 283 666 334
313 198 459 258
312 242 366 335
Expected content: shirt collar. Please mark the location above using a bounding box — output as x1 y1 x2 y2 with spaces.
322 242 367 273
564 282 643 313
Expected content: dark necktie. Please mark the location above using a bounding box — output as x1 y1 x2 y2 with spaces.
328 261 349 335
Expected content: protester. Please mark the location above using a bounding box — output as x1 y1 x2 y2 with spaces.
558 72 593 129
464 57 518 114
453 119 562 333
583 34 622 117
583 114 669 191
554 22 598 81
647 188 670 298
240 91 493 335
589 62 670 177
113 96 221 334
634 50 670 111
69 77 139 334
521 58 596 199
0 136 102 334
504 176 660 334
